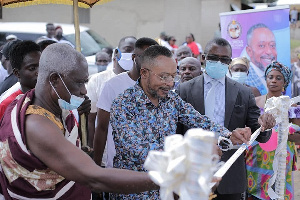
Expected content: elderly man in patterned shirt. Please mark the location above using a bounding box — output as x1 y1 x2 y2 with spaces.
109 45 274 199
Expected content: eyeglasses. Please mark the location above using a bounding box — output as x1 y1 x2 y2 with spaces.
144 68 180 83
206 54 232 65
171 39 176 42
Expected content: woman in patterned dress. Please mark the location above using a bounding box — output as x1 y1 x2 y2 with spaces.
245 61 300 200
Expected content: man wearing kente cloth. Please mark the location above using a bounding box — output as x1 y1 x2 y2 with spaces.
0 43 158 199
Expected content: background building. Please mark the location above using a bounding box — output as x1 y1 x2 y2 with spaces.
0 0 241 47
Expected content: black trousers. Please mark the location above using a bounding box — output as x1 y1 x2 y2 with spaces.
214 190 242 200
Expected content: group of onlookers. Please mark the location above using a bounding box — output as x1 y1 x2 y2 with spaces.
0 22 300 200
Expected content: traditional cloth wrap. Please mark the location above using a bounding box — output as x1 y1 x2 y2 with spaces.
0 89 91 199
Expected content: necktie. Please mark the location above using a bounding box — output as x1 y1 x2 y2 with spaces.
205 81 217 121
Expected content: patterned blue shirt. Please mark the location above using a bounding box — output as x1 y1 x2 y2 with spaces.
109 82 230 199
245 63 267 95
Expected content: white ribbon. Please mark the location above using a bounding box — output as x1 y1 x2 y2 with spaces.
144 128 219 200
212 127 261 186
264 96 291 200
211 95 300 199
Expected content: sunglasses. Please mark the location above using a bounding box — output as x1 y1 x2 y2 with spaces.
205 54 232 65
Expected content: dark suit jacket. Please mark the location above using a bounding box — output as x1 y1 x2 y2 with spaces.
0 74 18 96
177 75 270 194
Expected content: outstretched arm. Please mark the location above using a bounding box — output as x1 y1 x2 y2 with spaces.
26 114 158 194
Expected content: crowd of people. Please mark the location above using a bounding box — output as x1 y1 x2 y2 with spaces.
0 22 299 200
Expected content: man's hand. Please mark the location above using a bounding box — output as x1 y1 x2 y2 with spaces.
230 127 251 145
211 176 222 192
77 96 91 116
258 113 276 132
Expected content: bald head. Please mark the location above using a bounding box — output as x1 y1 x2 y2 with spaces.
246 23 277 70
38 43 87 85
179 57 202 82
180 57 201 67
175 46 193 62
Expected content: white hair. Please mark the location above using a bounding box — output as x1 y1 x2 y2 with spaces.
37 43 87 85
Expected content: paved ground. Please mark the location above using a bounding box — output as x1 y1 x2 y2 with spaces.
291 22 300 198
294 151 300 199
290 23 300 40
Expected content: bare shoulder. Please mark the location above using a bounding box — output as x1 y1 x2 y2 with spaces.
25 114 65 156
25 113 101 182
26 114 63 140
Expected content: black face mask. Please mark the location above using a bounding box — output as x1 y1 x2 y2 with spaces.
56 33 63 40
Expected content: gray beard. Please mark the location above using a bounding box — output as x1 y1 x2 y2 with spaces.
146 78 169 101
147 78 159 99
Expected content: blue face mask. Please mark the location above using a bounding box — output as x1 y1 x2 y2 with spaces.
49 74 85 110
97 65 107 72
57 95 85 111
205 60 229 80
230 72 248 84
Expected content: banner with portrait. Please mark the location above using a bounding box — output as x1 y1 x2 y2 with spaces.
220 5 291 96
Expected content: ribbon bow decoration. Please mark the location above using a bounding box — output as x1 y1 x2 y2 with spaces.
144 128 219 200
264 96 291 200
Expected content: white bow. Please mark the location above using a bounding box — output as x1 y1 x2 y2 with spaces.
144 129 219 200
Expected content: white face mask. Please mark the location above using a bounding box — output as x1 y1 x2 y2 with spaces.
118 53 133 71
49 74 85 110
230 72 248 84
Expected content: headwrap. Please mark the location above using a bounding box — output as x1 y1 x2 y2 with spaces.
229 57 250 70
265 61 292 90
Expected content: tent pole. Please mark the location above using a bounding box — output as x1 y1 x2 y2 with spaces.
73 0 81 52
73 0 89 150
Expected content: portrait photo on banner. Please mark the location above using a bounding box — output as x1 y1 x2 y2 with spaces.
220 5 291 96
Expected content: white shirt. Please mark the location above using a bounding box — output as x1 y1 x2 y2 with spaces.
204 73 225 126
291 9 298 20
87 69 116 113
0 82 21 103
86 69 116 167
105 62 113 71
96 72 136 168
